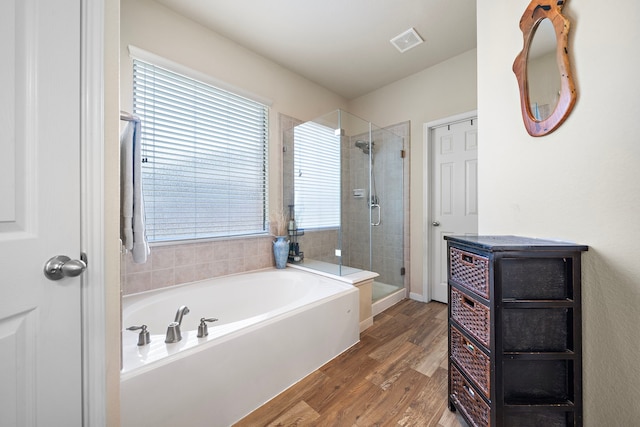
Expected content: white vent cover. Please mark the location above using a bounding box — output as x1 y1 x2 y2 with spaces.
390 27 424 53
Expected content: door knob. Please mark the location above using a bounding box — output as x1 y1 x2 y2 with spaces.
432 221 441 226
44 255 87 280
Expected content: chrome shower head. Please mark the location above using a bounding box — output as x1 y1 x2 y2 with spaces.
355 140 374 154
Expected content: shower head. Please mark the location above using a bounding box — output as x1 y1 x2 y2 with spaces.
355 140 374 155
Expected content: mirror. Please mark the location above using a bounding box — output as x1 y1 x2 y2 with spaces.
513 0 576 136
527 18 559 121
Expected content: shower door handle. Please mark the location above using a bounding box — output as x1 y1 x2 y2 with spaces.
371 204 381 226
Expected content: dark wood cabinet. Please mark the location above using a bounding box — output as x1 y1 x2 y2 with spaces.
445 235 587 427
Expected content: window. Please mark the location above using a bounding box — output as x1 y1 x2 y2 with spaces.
293 121 340 229
133 59 269 242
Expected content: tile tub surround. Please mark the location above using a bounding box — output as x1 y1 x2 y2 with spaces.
121 236 274 295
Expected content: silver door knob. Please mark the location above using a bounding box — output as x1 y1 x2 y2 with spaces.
44 255 87 280
432 221 441 226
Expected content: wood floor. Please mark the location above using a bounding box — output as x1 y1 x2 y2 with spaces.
233 299 468 427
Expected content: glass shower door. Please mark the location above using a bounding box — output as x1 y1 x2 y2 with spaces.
368 126 404 301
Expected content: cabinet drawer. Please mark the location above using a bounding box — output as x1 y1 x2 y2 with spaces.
504 409 573 427
450 287 490 348
450 326 490 398
450 247 489 298
450 364 490 427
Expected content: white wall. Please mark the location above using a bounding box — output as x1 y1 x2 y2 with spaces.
348 49 478 296
477 0 640 424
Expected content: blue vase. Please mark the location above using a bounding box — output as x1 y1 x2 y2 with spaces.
273 236 289 269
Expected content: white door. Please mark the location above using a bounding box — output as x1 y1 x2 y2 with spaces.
429 118 478 303
0 0 83 425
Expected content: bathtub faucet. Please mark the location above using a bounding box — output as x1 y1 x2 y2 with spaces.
174 305 190 325
165 305 190 343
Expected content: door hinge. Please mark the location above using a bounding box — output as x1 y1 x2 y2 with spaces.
400 267 406 276
400 150 405 158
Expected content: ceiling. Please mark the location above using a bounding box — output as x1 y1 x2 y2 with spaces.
153 0 477 100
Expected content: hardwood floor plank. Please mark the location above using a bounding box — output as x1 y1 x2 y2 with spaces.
265 401 320 427
305 355 379 414
397 367 450 427
366 329 413 362
438 403 465 427
364 313 412 343
381 299 425 318
310 377 384 426
355 368 431 426
366 341 424 391
411 328 449 378
408 315 446 349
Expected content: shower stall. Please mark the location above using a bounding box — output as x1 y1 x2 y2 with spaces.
283 110 406 309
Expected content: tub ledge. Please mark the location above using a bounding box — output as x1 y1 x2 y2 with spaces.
287 263 378 331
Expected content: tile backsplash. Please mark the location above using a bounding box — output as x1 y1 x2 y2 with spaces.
121 236 274 295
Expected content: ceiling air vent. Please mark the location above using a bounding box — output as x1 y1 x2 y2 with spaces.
390 27 424 53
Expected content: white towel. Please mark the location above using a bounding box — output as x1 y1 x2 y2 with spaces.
120 120 150 263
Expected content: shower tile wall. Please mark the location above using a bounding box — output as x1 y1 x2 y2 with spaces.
121 236 273 295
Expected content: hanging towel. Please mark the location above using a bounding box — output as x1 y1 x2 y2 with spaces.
120 120 150 263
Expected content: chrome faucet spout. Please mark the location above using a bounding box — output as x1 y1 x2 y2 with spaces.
165 305 190 343
174 305 190 325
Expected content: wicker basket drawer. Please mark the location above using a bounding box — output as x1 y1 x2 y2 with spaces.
450 364 490 427
450 247 489 298
450 287 490 348
450 326 490 398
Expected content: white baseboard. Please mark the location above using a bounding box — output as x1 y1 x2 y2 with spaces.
360 317 373 332
409 292 427 302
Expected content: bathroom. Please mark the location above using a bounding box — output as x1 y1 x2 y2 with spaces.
1 0 636 425
115 0 638 425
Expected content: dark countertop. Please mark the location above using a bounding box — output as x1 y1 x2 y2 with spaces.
444 235 588 252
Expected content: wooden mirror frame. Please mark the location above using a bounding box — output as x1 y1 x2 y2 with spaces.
513 0 576 137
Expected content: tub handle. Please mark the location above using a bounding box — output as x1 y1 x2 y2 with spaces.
197 317 219 338
127 324 151 346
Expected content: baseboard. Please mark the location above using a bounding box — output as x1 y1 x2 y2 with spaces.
409 292 426 302
360 317 373 332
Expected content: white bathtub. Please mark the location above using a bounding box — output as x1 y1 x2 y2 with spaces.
120 268 359 427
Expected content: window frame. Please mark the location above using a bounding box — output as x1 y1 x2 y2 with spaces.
129 47 272 243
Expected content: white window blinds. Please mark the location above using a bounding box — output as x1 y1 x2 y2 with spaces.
133 59 269 242
293 122 340 229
